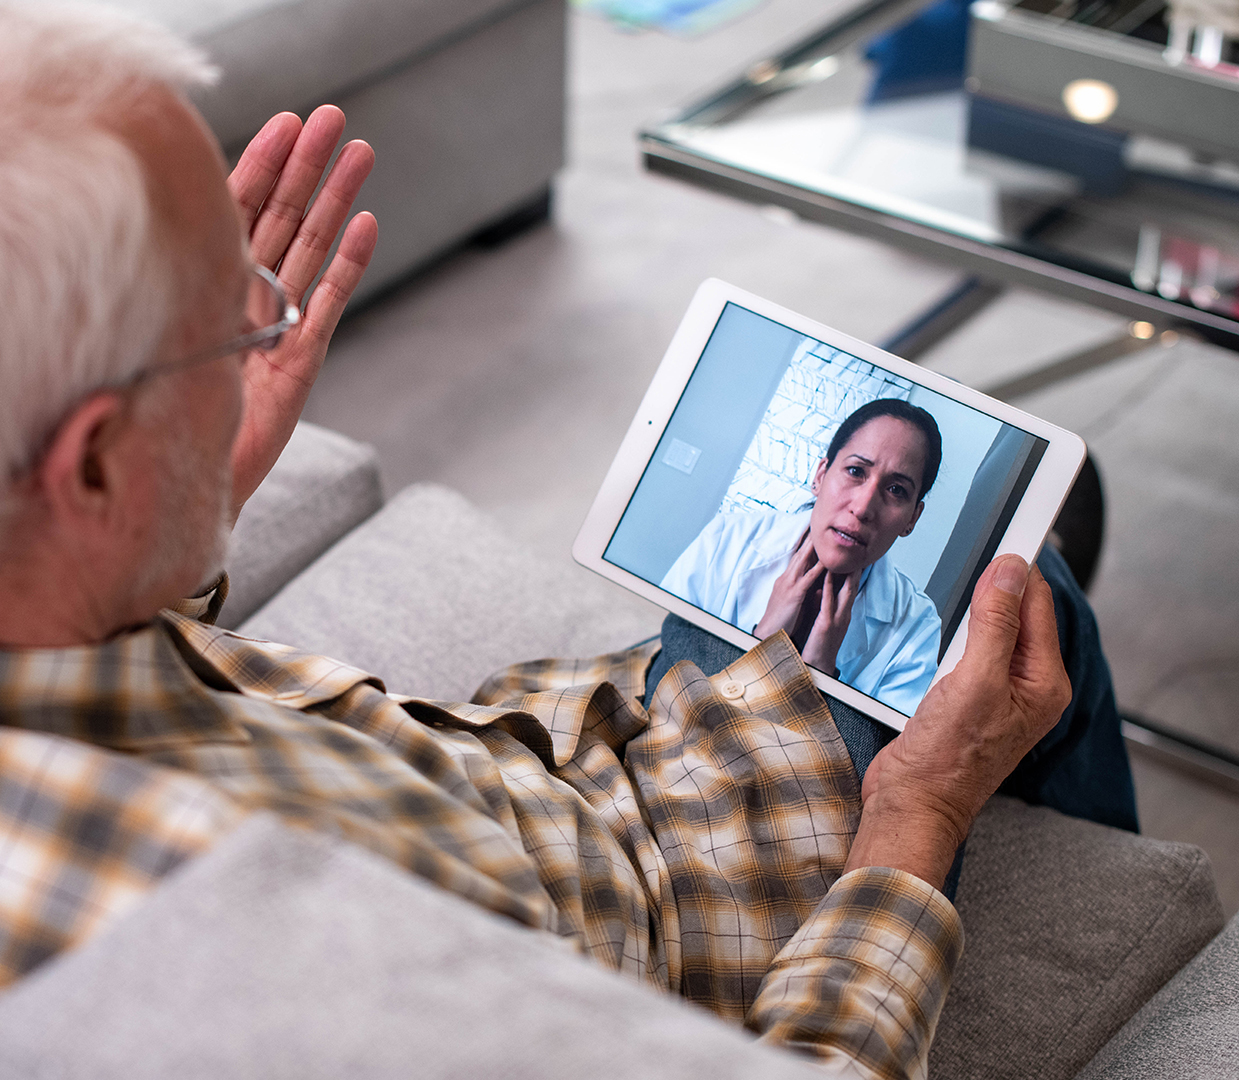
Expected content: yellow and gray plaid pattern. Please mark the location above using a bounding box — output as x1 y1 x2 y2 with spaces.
0 726 244 982
0 607 962 1078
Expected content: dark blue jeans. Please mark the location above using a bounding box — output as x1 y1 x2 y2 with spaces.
642 545 1138 901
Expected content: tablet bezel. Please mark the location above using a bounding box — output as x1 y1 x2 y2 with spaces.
573 278 1086 732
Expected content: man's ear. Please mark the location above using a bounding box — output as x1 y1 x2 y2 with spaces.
901 500 925 537
36 392 131 527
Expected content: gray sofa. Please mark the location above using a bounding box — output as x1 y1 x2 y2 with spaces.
115 0 568 307
0 422 1233 1079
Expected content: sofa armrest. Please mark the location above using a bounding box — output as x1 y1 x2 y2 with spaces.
220 422 383 630
1075 910 1239 1080
0 815 823 1080
929 796 1224 1080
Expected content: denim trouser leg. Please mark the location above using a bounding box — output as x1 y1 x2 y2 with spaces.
997 545 1138 833
641 544 1138 902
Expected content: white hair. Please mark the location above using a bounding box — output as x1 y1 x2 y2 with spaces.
0 2 217 490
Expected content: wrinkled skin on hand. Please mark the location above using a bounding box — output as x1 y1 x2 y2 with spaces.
845 555 1073 888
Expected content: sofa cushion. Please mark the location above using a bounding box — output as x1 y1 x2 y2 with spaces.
1075 911 1239 1080
220 422 383 630
0 813 824 1080
114 0 525 147
929 796 1225 1080
238 483 665 701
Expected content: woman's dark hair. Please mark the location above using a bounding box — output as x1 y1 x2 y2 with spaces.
824 398 943 500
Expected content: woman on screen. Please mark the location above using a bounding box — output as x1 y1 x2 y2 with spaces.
660 399 942 715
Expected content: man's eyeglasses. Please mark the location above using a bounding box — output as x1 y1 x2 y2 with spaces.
122 265 300 389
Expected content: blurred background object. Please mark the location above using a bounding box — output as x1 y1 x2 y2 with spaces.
572 0 768 34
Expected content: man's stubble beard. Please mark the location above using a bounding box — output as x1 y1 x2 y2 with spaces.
133 421 233 605
190 469 233 594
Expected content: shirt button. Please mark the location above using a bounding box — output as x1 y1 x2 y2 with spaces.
719 680 746 701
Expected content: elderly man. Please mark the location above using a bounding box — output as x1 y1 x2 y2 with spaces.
0 5 1136 1078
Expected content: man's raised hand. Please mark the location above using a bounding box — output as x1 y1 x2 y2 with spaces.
226 106 377 516
844 554 1071 890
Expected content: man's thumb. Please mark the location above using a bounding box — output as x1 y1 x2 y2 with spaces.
965 555 1029 668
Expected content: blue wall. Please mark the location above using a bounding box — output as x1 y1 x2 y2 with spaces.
605 304 801 583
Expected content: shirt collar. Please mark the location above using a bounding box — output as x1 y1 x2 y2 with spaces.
857 554 897 623
0 621 251 750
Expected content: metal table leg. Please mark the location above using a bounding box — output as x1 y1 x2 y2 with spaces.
879 276 1006 360
881 280 1239 789
1121 714 1239 795
980 323 1177 402
880 273 1179 397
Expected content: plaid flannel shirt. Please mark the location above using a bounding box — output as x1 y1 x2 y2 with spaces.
0 598 962 1080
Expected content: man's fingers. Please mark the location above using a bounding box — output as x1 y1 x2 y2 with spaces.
1017 566 1054 646
299 211 378 348
961 554 1029 674
228 112 303 228
248 105 348 269
1010 566 1070 709
277 139 375 306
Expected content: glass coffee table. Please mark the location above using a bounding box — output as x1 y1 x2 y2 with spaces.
641 0 1239 785
641 0 1239 393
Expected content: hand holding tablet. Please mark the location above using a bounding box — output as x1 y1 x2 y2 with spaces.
575 279 1085 732
844 553 1072 886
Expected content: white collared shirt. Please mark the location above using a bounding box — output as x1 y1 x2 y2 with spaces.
661 507 941 716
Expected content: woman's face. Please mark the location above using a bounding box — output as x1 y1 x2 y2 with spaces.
808 415 927 576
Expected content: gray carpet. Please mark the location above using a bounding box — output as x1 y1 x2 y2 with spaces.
301 0 1239 917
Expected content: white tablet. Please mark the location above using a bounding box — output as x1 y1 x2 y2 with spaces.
573 278 1086 732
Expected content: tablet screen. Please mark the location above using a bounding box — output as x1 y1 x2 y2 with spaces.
602 301 1049 718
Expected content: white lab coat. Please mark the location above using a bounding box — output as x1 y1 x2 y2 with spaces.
661 507 941 716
